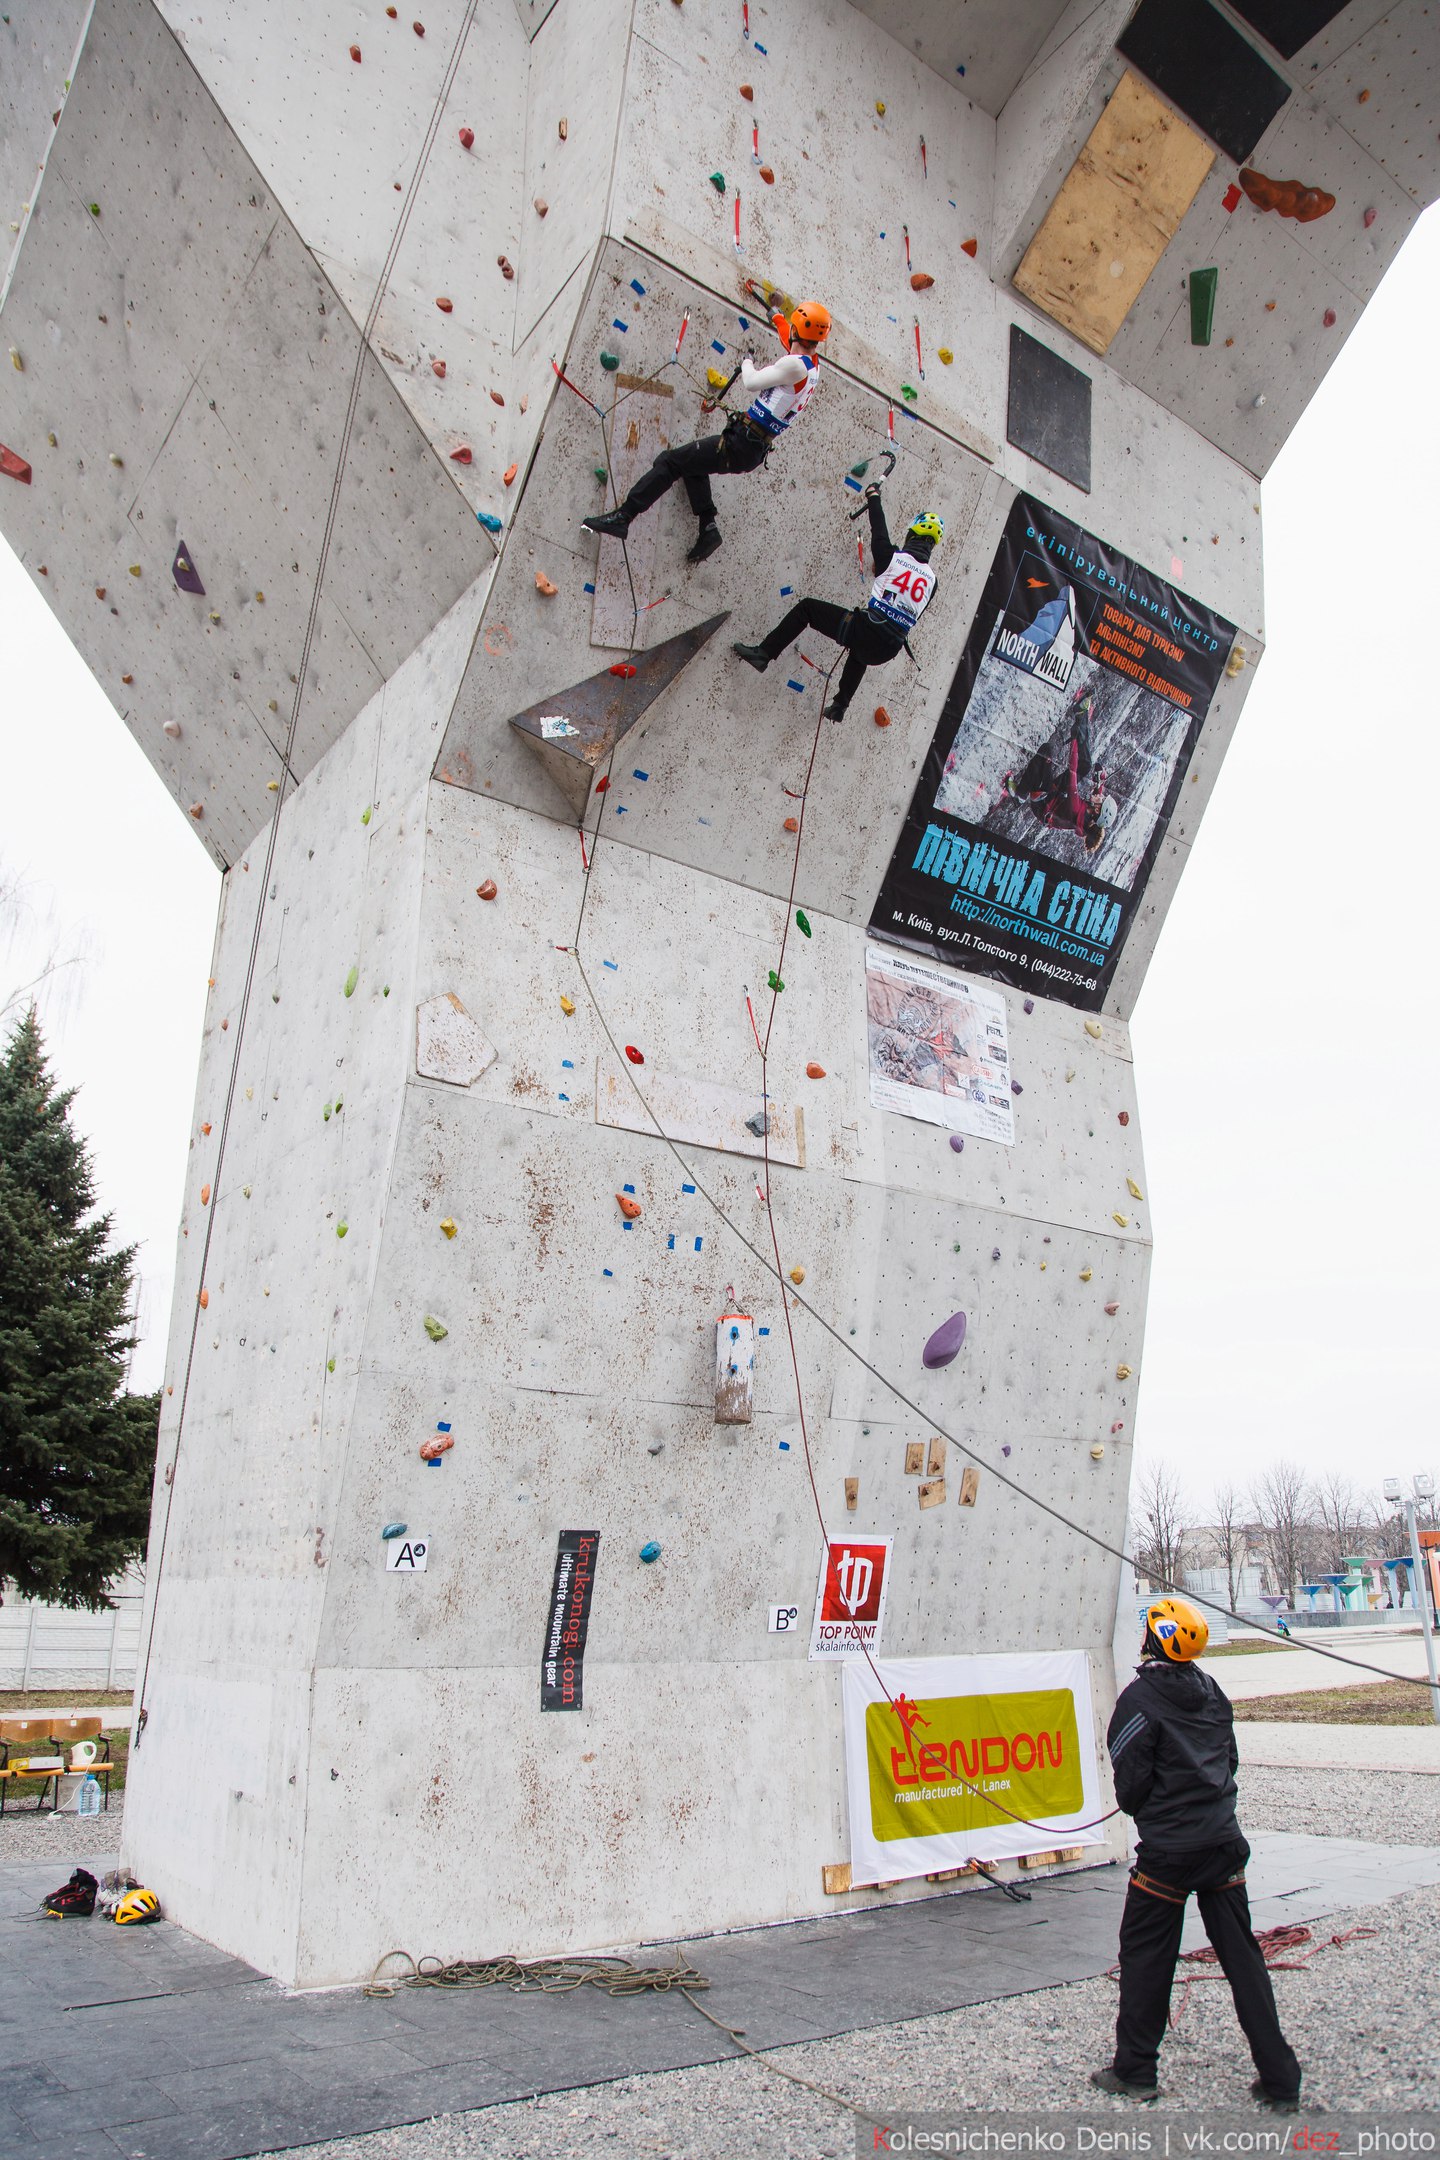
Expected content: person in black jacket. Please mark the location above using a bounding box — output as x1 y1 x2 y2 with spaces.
731 494 942 722
1093 1597 1302 2110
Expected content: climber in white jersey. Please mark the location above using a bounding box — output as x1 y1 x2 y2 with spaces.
582 302 830 564
732 492 943 720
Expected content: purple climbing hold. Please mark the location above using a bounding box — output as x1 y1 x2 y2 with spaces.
1023 998 1034 1014
949 1134 964 1153
172 541 205 596
1011 1080 1023 1096
991 1248 1001 1261
922 1310 967 1370
1001 1443 1011 1457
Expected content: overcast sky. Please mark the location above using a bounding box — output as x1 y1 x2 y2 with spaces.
2 208 1436 1522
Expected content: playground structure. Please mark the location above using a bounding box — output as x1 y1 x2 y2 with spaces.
3 0 1438 1986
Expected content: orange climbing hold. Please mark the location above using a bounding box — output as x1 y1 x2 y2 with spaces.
739 83 754 100
198 1288 209 1309
961 237 978 257
476 878 498 900
188 802 204 819
535 571 558 596
805 1062 826 1079
450 445 473 463
200 1184 210 1205
503 462 518 486
459 126 474 149
436 296 453 312
873 705 892 728
910 271 934 291
616 1193 642 1220
201 1122 211 1135
758 166 774 183
783 816 799 832
95 587 106 600
1238 168 1335 222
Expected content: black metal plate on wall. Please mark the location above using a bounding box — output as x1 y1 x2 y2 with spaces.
1227 0 1349 59
1007 326 1091 494
1117 0 1291 164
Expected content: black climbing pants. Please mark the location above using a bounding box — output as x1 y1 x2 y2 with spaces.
757 598 905 713
619 422 769 523
1112 1838 1301 2096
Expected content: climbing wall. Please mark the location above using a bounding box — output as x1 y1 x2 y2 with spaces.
6 0 1434 1986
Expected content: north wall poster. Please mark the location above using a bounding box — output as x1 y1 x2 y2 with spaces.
869 496 1236 1012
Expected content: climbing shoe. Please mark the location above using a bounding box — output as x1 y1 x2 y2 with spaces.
1250 2082 1301 2115
732 643 772 672
823 700 848 724
582 509 631 539
1089 2068 1159 2102
42 1868 98 1918
687 522 723 564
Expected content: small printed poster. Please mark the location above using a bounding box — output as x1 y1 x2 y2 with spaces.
865 944 1015 1145
541 1530 600 1711
809 1537 893 1662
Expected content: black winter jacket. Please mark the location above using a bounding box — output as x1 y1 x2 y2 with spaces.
1107 1657 1240 1851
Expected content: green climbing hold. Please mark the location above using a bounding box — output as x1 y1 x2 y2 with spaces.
600 351 620 370
795 910 812 938
424 1314 449 1342
594 466 608 483
334 1098 343 1114
383 985 390 997
89 202 100 217
344 965 358 997
323 1101 333 1121
1189 265 1218 347
327 1357 336 1373
361 805 372 825
849 461 869 479
336 1221 348 1238
900 383 918 401
768 970 785 992
709 171 726 193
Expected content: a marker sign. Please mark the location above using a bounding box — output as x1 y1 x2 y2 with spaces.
385 1537 428 1572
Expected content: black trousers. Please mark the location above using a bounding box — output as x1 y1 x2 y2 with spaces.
1113 1838 1301 2096
620 423 769 523
757 598 904 712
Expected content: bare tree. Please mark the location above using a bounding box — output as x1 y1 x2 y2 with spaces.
1208 1480 1248 1610
1249 1460 1316 1605
1130 1461 1188 1593
1313 1471 1367 1574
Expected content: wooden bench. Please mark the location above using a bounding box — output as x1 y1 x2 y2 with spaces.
0 1713 112 1814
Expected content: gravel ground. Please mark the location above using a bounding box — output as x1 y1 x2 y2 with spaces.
0 1798 124 1866
1237 1764 1440 1843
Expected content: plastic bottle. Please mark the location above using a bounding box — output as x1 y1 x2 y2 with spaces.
77 1774 102 1816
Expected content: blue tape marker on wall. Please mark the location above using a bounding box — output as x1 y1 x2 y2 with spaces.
630 279 646 295
786 679 805 692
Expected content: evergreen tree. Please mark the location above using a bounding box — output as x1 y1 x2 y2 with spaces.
0 1006 157 1608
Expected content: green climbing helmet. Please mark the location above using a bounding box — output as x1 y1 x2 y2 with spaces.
908 511 944 545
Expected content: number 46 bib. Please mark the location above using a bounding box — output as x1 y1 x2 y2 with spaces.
869 550 935 633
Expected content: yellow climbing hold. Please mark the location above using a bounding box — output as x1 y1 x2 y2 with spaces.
559 995 576 1016
1084 1019 1103 1039
789 1265 806 1285
706 367 728 389
1079 1268 1092 1282
1112 1212 1129 1228
424 1315 449 1342
1126 1177 1144 1200
875 99 886 115
937 347 953 365
336 1221 348 1238
440 1217 458 1239
1116 1363 1133 1381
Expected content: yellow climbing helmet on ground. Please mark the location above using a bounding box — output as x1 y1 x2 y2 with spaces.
1144 1596 1209 1662
907 511 944 544
112 1886 162 1926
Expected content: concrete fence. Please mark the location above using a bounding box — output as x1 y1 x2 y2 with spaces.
0 1566 144 1693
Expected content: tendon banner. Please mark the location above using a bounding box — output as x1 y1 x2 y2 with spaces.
869 495 1236 1012
842 1652 1105 1883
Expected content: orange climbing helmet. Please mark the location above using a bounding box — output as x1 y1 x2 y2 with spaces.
789 301 832 347
1143 1596 1209 1662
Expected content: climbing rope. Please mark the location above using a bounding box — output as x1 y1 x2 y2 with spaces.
1104 1922 1381 2029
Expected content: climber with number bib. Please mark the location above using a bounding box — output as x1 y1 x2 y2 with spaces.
732 488 942 721
581 302 830 564
1093 1597 1302 2112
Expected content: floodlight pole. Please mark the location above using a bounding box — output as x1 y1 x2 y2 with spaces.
1403 1495 1440 1727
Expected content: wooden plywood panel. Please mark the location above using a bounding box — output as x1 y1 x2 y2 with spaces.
595 1058 804 1166
1013 70 1214 356
590 376 674 653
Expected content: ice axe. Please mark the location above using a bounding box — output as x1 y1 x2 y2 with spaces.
848 448 896 518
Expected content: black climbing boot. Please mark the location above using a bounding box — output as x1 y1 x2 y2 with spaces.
582 508 631 539
688 522 722 564
1089 2068 1159 2102
1250 2081 1301 2115
823 699 848 724
732 643 772 672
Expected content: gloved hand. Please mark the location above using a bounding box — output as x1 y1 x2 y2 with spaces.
864 482 883 502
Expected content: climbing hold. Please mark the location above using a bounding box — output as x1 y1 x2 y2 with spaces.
1083 1019 1103 1039
326 1358 336 1373
381 1524 408 1541
476 878 498 900
163 720 182 739
349 43 361 60
423 1315 449 1341
1222 182 1242 212
343 965 358 997
1227 644 1246 678
1090 1443 1105 1462
1116 1363 1132 1381
709 172 726 193
595 776 609 790
900 384 917 400
609 663 637 679
1079 1268 1092 1282
477 511 502 533
559 996 576 1015
922 1310 967 1370
1023 998 1034 1014
435 296 454 312
535 571 559 596
534 198 549 217
432 359 447 378
937 348 953 364
1105 1302 1119 1316
497 256 515 281
122 674 134 686
1323 307 1337 328
503 463 518 486
789 1266 805 1285
336 1221 348 1239
949 1135 964 1153
745 1110 770 1138
1364 206 1377 229
459 126 474 149
805 1062 826 1079
624 1045 645 1066
1238 168 1335 222
201 1122 212 1136
1126 1177 1144 1201
242 1185 251 1198
128 563 141 576
796 909 812 937
960 238 978 258
413 19 425 33
740 83 753 99
758 166 774 184
767 971 784 992
361 806 372 825
420 1431 454 1461
873 705 892 728
449 445 473 464
1010 1080 1023 1096
1357 86 1369 102
639 1541 661 1563
600 352 620 370
1117 1110 1129 1126
558 118 568 139
1189 266 1218 346
616 1193 642 1220
782 816 799 833
198 1288 209 1309
1112 1212 1129 1228
440 1218 457 1238
200 1184 210 1205
188 802 204 820
910 272 934 291
705 367 729 391
875 100 886 116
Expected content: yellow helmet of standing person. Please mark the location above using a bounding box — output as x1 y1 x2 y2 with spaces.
1144 1596 1209 1661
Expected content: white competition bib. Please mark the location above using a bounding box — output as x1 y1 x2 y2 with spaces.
869 550 935 632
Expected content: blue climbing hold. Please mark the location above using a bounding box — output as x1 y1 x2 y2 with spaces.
640 1540 662 1564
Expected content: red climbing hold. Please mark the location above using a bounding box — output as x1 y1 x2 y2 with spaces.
497 256 515 280
739 83 754 100
609 663 637 678
413 19 425 33
805 1062 826 1079
476 878 498 900
595 775 609 792
624 1045 645 1066
450 445 473 463
431 358 447 378
386 5 396 13
489 389 505 405
1117 1110 1130 1126
783 816 799 833
459 126 475 149
1364 206 1377 228
1222 182 1242 212
758 165 774 183
960 237 978 258
349 43 361 60
503 462 518 486
1323 307 1337 327
436 296 454 312
910 271 934 291
0 444 32 484
873 705 892 728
